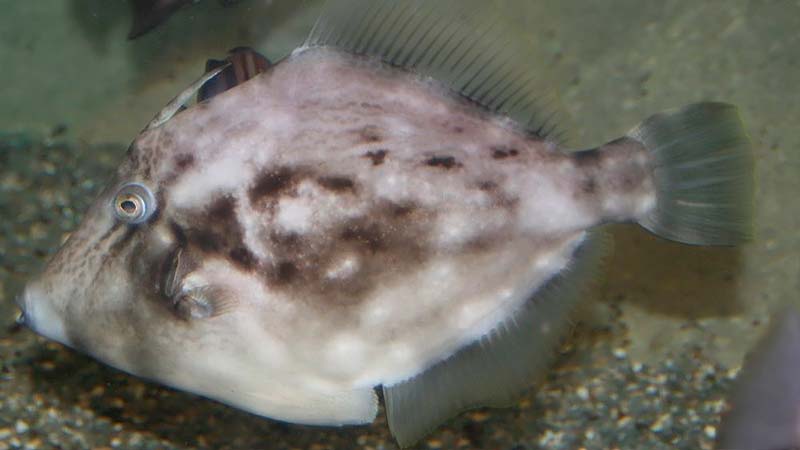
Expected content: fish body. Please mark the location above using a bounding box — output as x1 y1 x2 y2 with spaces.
18 0 753 446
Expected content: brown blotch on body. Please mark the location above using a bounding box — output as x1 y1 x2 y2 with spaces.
425 156 461 169
261 203 434 309
478 180 498 192
230 246 257 271
249 167 296 203
475 180 518 211
271 260 299 285
360 102 383 111
318 176 356 193
491 146 520 159
357 125 383 143
193 229 224 252
186 195 247 258
208 195 237 222
580 177 597 194
174 154 195 170
363 149 388 166
571 148 603 167
340 223 386 253
388 201 416 218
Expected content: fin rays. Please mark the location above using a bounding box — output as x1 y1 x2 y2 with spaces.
305 0 559 140
382 233 607 447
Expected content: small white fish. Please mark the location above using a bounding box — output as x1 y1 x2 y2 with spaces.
16 0 753 446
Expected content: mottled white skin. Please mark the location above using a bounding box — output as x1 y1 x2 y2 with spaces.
19 47 655 425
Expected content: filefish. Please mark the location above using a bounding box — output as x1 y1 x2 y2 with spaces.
717 307 800 450
17 0 753 446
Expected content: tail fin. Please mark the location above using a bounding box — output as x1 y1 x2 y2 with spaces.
629 102 754 245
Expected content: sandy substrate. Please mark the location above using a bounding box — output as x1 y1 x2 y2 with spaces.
1 1 798 449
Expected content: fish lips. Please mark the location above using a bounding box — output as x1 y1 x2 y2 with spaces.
14 282 72 349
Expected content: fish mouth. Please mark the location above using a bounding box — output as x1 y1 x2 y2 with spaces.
15 282 71 347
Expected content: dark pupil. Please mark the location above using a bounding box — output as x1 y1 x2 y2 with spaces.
120 199 138 214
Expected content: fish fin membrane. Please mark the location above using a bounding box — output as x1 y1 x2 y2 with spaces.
717 307 800 450
145 63 230 130
305 0 561 140
197 47 271 102
630 102 754 245
382 232 607 448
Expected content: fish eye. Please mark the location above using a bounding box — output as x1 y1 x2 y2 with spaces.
113 182 157 224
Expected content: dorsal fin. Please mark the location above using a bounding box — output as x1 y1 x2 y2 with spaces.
304 0 559 139
198 47 272 102
382 232 607 447
145 62 230 131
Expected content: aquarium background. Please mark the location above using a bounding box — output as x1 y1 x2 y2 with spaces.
1 1 797 449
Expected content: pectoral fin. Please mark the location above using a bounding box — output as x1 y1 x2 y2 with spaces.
161 246 237 319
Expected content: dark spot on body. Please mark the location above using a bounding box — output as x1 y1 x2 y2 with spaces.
174 154 195 170
572 149 603 167
272 261 299 284
340 222 387 253
208 195 237 222
425 156 461 169
474 180 518 211
357 125 383 143
230 246 257 270
359 102 383 110
270 231 302 249
478 181 498 191
363 149 388 166
185 195 254 268
194 229 223 252
318 176 356 192
580 177 597 194
491 146 520 159
249 167 295 203
452 126 464 133
388 202 416 217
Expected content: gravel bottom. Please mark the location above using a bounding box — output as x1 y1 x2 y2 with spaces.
0 135 734 450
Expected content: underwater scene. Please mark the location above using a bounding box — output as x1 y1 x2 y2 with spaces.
1 1 798 449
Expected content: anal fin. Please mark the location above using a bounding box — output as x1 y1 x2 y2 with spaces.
382 233 606 447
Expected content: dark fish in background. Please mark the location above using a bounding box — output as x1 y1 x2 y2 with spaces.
128 0 241 39
17 0 754 447
717 307 800 450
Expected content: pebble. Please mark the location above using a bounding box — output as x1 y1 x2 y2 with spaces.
15 420 29 434
576 385 590 400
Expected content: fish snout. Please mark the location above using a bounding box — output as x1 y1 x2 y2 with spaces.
17 281 71 347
